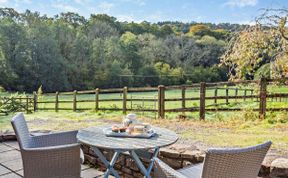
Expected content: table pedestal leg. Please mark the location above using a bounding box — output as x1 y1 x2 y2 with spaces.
129 148 160 178
91 147 121 178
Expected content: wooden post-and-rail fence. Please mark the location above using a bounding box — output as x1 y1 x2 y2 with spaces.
17 77 288 119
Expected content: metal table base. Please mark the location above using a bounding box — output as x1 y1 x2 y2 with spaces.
92 147 160 178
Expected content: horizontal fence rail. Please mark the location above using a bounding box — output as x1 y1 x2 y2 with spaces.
23 78 288 119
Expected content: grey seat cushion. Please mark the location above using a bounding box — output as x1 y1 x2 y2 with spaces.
178 163 203 178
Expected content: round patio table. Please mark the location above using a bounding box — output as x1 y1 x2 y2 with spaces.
77 125 178 178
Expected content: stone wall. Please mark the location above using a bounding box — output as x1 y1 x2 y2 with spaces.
81 143 205 178
81 143 288 178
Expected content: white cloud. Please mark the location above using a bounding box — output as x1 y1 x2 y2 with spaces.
134 0 146 6
236 20 256 25
74 0 90 5
145 11 165 22
98 2 114 13
52 1 79 12
74 0 84 4
120 0 146 6
0 0 8 4
224 0 258 8
116 14 135 22
15 0 32 3
88 2 114 14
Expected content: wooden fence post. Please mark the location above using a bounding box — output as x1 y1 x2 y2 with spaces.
259 78 267 119
73 90 77 111
55 91 59 112
123 87 128 114
214 88 218 104
158 85 165 119
26 96 29 113
182 86 186 109
251 90 254 101
200 82 206 120
244 90 247 101
95 88 99 111
33 91 37 111
226 88 229 104
235 88 238 102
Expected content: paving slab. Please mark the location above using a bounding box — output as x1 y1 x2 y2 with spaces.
0 166 11 176
98 175 115 178
0 141 107 178
81 164 91 171
0 151 21 163
15 170 22 177
0 144 14 153
1 159 22 172
0 172 21 178
81 168 104 178
2 142 19 150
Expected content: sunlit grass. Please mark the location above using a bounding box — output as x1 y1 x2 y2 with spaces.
1 85 288 154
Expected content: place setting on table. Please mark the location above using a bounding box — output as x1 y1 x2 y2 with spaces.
77 113 178 178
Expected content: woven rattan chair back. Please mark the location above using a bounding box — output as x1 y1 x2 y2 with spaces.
201 141 272 178
11 113 31 149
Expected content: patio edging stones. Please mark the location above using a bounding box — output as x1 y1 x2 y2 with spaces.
0 131 17 142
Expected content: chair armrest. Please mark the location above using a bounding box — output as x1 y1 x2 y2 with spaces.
154 158 187 178
21 143 81 178
31 130 78 147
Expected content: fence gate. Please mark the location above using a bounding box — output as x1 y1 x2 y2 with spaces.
0 97 34 115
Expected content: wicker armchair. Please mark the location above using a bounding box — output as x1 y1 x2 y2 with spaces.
11 113 82 178
154 141 272 178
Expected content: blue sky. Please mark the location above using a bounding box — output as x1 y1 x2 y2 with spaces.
0 0 287 24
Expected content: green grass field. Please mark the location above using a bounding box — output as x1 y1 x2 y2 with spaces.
33 84 288 118
0 110 287 155
1 84 288 155
37 86 256 110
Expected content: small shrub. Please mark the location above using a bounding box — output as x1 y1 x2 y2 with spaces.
215 112 224 121
277 113 288 123
267 113 288 124
239 122 252 129
242 108 258 121
267 117 278 124
37 85 43 95
0 86 5 92
0 93 26 115
110 104 119 109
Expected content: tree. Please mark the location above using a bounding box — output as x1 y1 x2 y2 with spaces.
0 8 233 91
120 32 142 73
55 12 86 28
158 25 174 37
86 18 118 40
0 17 28 91
25 17 69 92
188 24 211 37
0 8 20 20
221 8 288 80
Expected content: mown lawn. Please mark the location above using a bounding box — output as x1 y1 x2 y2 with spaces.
34 84 288 112
36 86 257 113
1 84 288 155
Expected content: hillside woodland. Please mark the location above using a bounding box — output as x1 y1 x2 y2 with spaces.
0 8 251 92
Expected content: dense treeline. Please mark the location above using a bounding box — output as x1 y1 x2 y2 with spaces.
0 8 247 92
